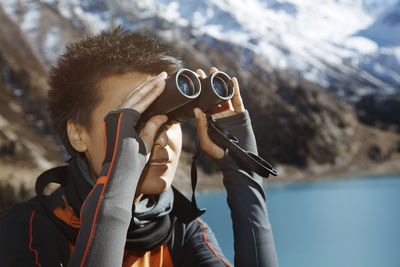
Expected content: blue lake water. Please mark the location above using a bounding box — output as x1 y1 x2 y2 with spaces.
196 175 400 267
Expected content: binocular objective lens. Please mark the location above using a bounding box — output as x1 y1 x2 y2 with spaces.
212 76 228 97
177 74 195 96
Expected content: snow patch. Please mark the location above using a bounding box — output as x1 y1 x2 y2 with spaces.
44 26 64 65
1 0 399 96
160 2 189 27
2 0 18 20
73 6 109 33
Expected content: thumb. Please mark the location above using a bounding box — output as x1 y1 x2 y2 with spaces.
139 115 168 155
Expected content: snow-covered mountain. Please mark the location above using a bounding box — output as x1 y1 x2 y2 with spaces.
1 0 400 190
2 0 399 102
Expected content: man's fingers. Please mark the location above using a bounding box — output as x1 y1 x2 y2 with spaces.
126 72 166 99
209 67 219 74
120 72 167 113
131 80 166 113
231 77 245 113
193 108 208 137
195 69 207 79
139 115 168 154
126 75 156 98
193 108 224 159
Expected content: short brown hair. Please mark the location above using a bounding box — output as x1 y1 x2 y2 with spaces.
48 27 181 155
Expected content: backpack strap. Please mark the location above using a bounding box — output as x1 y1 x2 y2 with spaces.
35 166 79 245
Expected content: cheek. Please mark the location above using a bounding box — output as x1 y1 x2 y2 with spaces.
169 125 182 157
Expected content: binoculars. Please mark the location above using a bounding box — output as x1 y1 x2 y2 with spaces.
141 69 278 179
141 69 235 122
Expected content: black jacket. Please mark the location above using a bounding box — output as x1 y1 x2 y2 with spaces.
0 109 278 266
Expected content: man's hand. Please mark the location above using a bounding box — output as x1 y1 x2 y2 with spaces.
117 71 169 157
118 71 167 113
193 67 245 159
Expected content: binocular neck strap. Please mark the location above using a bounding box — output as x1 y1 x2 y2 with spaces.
206 113 278 178
190 136 206 217
188 112 278 216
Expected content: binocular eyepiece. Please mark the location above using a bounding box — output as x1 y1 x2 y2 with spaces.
141 69 234 122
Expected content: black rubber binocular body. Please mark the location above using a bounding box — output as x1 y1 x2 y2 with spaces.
141 69 279 179
141 69 234 122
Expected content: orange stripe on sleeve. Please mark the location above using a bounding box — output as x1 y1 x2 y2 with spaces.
80 112 123 267
196 218 231 267
29 210 42 267
96 176 107 184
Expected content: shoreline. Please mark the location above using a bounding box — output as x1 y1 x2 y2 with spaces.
1 154 399 202
179 156 400 194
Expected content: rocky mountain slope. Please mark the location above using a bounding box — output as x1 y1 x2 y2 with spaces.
3 0 400 94
0 1 399 209
0 5 64 207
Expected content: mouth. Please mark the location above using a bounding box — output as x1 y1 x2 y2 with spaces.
148 148 171 167
149 161 171 166
147 161 171 172
148 158 172 166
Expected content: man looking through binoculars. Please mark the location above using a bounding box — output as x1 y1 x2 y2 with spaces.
0 27 278 267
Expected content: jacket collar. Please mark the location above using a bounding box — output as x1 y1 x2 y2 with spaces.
36 155 202 224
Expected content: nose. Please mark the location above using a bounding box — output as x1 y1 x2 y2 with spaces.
154 128 169 148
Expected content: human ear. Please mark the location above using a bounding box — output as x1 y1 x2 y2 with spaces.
67 120 88 152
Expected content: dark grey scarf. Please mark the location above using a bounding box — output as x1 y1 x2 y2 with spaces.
75 154 174 251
